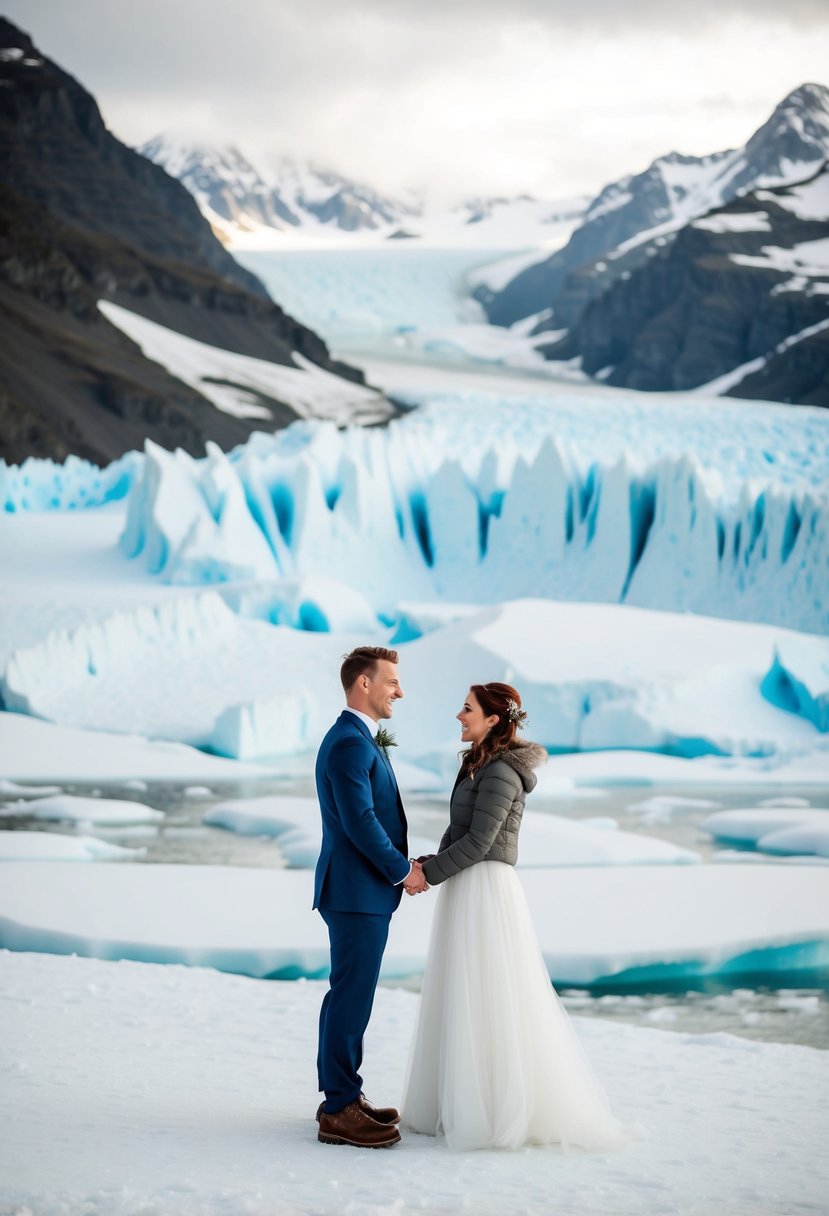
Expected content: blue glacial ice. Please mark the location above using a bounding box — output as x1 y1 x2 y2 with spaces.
3 594 828 764
1 451 141 512
105 401 829 633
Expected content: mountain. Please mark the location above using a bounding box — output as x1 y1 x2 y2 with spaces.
144 137 590 250
481 84 829 334
0 19 379 466
542 163 829 404
140 135 418 239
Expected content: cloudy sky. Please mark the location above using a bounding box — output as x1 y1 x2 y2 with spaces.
6 0 829 202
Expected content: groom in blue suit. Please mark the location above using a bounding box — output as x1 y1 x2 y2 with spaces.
313 646 428 1148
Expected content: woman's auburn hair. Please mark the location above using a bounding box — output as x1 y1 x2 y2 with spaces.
460 682 522 779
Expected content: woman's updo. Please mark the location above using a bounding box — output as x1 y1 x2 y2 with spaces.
462 682 527 778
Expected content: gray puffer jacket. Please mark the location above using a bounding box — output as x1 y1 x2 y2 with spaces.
421 740 547 886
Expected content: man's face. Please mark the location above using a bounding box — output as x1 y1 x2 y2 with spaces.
365 660 404 721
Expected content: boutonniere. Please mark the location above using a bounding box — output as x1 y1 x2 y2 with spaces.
375 727 397 755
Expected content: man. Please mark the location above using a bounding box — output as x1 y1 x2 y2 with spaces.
313 645 427 1148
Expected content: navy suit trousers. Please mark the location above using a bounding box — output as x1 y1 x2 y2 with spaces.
317 908 391 1113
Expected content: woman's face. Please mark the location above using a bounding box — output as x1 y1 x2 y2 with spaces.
457 689 499 746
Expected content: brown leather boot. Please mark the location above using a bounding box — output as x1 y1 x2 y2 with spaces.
317 1099 401 1148
316 1093 401 1126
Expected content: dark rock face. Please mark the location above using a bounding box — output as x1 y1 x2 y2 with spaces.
552 168 829 405
477 150 733 328
0 19 369 466
0 22 266 299
481 83 829 342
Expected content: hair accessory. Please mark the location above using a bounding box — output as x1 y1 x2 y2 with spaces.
506 698 528 726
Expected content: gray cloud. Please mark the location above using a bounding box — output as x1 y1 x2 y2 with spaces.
4 0 828 200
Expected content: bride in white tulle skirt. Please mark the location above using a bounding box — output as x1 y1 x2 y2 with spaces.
402 682 630 1153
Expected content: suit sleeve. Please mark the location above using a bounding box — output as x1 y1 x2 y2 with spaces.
328 736 411 886
422 768 517 886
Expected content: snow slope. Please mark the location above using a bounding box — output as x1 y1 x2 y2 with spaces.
98 300 393 426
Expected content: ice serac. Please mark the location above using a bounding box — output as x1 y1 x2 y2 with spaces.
117 410 829 633
1 451 141 512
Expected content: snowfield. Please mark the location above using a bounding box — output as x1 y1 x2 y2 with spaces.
99 300 394 427
1 951 827 1216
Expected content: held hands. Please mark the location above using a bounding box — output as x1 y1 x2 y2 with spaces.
403 859 429 896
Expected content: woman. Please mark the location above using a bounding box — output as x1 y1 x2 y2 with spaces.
401 682 629 1152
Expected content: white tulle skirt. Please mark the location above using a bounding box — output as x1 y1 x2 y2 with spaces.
401 861 631 1152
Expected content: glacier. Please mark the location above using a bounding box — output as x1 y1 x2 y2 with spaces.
113 401 829 633
4 373 827 634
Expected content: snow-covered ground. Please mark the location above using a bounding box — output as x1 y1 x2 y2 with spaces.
1 951 827 1216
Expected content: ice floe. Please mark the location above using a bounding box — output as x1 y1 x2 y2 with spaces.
203 796 699 869
1 862 826 987
0 831 142 862
700 807 829 860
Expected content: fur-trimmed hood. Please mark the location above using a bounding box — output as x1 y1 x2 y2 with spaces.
494 740 547 791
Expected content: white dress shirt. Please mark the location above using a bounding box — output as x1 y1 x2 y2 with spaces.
344 706 379 737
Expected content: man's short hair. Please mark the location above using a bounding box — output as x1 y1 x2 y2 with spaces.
340 646 399 692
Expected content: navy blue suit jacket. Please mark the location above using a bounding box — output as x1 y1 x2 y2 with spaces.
313 711 410 914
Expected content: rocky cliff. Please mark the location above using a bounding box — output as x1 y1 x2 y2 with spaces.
543 165 829 405
480 83 829 346
0 19 369 466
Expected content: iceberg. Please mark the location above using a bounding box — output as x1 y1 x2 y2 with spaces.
1 594 351 750
0 861 827 988
0 711 272 782
3 596 827 763
0 794 164 826
0 450 141 512
700 808 829 860
3 588 821 758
